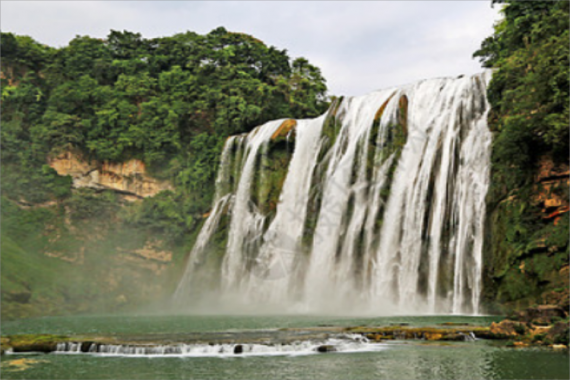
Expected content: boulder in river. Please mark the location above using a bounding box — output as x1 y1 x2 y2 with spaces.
489 320 526 338
316 345 337 353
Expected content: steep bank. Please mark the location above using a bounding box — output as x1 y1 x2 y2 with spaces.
1 192 190 319
476 0 569 312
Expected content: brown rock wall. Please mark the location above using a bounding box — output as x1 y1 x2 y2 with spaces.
48 151 173 199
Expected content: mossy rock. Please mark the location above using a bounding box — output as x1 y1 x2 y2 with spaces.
271 119 297 142
6 334 70 353
320 97 345 148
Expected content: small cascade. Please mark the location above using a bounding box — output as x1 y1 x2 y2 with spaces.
54 337 385 357
174 72 493 315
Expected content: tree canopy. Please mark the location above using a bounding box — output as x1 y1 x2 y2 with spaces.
1 28 330 235
474 0 569 191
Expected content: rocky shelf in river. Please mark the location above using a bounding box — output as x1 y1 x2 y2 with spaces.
4 323 564 356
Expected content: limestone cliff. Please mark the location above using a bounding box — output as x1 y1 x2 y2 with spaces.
483 154 569 313
2 151 182 320
48 151 173 200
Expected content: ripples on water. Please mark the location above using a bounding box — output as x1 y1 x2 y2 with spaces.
2 315 568 380
3 341 569 380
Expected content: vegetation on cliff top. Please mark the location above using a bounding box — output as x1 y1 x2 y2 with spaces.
1 27 328 219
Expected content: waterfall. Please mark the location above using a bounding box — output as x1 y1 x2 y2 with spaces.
173 72 492 315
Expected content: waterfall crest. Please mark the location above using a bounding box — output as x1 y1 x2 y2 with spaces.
174 72 493 315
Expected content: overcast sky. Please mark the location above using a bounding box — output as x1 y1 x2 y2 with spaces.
1 1 501 97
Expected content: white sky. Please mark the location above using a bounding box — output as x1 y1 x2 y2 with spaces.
1 1 501 97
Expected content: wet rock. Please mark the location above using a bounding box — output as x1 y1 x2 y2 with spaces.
524 305 567 325
316 345 337 353
1 337 9 355
8 335 72 354
365 333 382 342
546 321 570 345
489 321 526 338
508 305 567 323
271 119 297 141
11 342 57 353
80 342 94 353
233 344 243 354
529 325 551 341
424 332 443 341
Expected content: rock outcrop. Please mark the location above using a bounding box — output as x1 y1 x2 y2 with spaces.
535 155 570 221
489 320 526 338
49 150 173 200
509 304 568 325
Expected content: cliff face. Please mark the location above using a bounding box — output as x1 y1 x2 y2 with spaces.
535 156 570 216
1 151 184 320
484 154 569 313
49 151 173 200
1 194 187 320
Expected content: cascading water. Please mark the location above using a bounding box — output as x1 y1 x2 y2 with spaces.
54 335 384 357
174 72 493 315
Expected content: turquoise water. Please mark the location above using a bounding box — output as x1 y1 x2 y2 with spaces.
2 315 568 380
1 314 503 335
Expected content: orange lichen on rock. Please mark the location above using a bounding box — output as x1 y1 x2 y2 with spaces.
374 92 397 123
530 155 570 226
544 206 569 225
271 119 297 140
490 321 520 337
423 332 443 341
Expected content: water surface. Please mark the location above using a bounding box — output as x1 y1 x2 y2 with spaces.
2 314 568 380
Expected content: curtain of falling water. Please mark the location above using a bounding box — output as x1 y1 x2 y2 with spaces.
173 72 493 315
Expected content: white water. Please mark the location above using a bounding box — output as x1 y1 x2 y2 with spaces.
54 336 386 358
245 116 325 304
174 72 493 315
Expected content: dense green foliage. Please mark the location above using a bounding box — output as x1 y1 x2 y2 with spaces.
1 28 328 235
474 0 569 192
0 29 329 318
475 1 569 310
